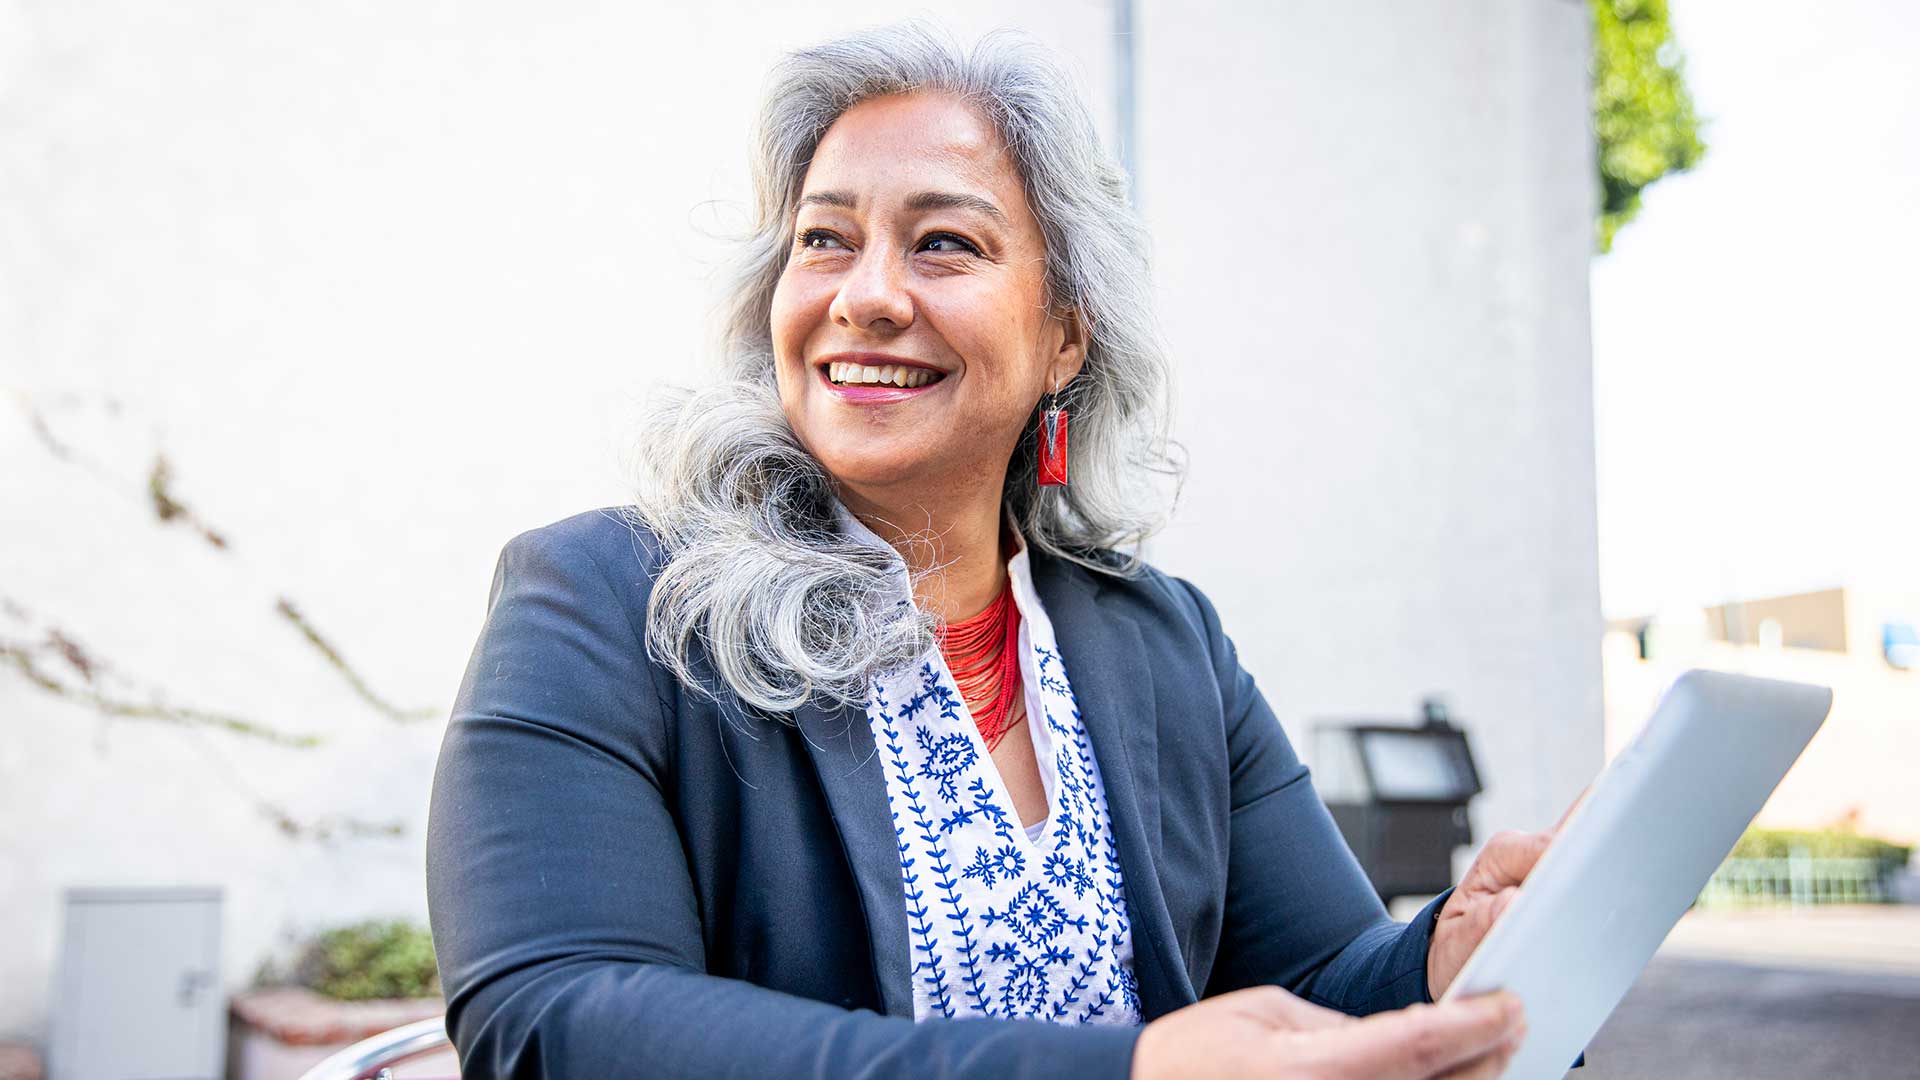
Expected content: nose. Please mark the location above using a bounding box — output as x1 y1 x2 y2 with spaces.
828 246 915 332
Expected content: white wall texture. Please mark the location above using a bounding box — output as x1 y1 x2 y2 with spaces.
1138 0 1603 862
0 0 1599 1046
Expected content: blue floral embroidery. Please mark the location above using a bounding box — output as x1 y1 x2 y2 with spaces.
1044 851 1096 899
962 844 1027 888
1001 956 1051 1017
884 665 996 1015
867 612 1140 1028
917 725 977 804
1036 645 1072 698
968 776 1017 843
871 681 953 1017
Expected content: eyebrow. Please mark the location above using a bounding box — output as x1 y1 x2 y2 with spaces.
798 189 1009 225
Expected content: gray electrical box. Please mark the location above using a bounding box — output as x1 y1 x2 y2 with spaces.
49 887 225 1080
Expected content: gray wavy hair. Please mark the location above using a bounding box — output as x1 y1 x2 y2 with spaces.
625 20 1182 716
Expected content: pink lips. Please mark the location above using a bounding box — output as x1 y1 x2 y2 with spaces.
817 364 947 404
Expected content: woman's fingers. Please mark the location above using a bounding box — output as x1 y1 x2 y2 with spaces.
1131 988 1526 1080
1264 988 1356 1032
1130 986 1356 1079
1312 992 1524 1080
1214 984 1355 1032
1435 1021 1526 1080
1480 830 1555 887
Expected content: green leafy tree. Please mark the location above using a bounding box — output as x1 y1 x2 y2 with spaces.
1591 0 1707 252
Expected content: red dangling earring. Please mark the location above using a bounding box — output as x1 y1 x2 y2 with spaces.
1037 386 1068 487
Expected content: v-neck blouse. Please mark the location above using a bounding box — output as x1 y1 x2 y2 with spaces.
832 501 1143 1027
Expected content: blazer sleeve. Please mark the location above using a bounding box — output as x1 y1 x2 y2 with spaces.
425 525 1142 1079
1170 576 1451 1015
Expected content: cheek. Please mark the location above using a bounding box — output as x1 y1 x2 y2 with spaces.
928 295 1045 405
770 270 827 354
769 276 800 356
768 275 828 433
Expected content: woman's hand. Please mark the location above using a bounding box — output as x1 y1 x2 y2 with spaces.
1130 985 1526 1079
1424 830 1553 1002
1426 787 1591 1000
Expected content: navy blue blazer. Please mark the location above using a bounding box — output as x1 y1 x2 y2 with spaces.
425 508 1458 1078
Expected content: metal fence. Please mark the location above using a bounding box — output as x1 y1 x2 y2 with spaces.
1697 850 1899 907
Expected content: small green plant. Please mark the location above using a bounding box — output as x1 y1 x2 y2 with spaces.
1729 827 1912 867
291 919 442 1001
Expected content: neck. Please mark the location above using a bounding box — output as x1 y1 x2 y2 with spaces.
837 477 1010 624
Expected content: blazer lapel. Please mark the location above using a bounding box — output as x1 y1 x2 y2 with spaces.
795 547 1193 1022
1030 551 1194 1018
793 696 915 1019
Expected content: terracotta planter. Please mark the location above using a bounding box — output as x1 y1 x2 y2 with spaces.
0 1043 44 1080
226 988 454 1080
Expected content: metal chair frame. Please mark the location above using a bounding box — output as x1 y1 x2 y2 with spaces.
294 1015 453 1080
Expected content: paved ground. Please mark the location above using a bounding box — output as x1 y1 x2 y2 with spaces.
1656 904 1920 975
1571 905 1920 1079
1578 956 1920 1078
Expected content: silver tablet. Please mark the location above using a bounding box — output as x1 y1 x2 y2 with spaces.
1438 669 1832 1079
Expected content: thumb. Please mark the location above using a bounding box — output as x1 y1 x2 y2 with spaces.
1485 885 1522 928
1318 993 1521 1080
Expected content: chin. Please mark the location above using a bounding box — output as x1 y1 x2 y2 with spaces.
807 438 936 494
817 453 929 493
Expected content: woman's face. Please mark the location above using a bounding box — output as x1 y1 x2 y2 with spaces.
770 92 1083 505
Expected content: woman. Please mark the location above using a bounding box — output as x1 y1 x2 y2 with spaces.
427 21 1564 1079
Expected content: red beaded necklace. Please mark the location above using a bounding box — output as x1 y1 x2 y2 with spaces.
936 572 1025 752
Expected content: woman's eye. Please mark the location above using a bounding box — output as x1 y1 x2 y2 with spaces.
920 232 978 255
797 229 845 250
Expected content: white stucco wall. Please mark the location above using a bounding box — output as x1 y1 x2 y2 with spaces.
1137 0 1602 848
0 0 1599 1046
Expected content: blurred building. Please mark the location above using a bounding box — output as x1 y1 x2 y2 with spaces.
1606 587 1920 845
0 0 1600 1049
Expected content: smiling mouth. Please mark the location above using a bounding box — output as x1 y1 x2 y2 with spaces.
823 360 947 389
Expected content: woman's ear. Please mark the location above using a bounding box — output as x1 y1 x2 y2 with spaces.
1050 305 1088 390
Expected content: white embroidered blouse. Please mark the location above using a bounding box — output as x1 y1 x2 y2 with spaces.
834 501 1144 1027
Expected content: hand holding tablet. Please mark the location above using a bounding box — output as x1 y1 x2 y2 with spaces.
1130 983 1529 1080
1436 670 1832 1078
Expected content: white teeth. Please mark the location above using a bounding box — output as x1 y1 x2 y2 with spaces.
828 362 941 388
